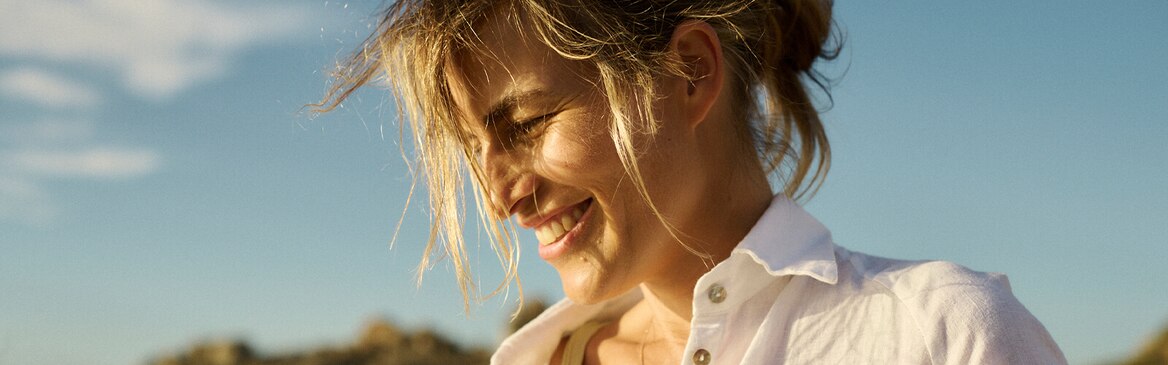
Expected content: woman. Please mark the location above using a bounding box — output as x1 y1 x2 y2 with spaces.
317 0 1067 363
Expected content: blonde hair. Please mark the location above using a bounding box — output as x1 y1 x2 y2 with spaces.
312 0 839 310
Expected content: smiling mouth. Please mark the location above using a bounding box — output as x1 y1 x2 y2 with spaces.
533 199 592 246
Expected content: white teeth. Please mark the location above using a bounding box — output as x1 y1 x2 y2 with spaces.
534 203 587 246
560 214 574 233
535 227 550 245
549 221 565 238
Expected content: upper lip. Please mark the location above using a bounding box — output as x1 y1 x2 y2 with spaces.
516 198 590 229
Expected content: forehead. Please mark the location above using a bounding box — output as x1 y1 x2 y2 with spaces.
445 11 588 125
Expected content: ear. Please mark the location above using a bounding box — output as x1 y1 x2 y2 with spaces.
667 20 725 131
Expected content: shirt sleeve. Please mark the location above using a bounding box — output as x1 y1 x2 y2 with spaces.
907 264 1067 365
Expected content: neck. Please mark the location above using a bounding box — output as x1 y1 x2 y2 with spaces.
638 151 773 341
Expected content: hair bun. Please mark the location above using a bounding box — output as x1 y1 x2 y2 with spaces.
777 0 836 72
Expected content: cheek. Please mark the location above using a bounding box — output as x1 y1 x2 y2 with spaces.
536 120 615 180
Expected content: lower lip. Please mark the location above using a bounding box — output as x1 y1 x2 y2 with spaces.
537 199 595 261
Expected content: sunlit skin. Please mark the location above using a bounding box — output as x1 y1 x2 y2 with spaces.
446 13 774 363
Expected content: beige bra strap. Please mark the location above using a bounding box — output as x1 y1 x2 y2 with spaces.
561 321 609 365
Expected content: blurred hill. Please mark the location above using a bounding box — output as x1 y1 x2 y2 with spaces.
149 300 548 365
148 319 489 365
1116 324 1168 365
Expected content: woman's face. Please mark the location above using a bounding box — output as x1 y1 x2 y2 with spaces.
447 17 710 304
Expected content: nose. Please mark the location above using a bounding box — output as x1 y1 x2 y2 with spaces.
480 139 535 219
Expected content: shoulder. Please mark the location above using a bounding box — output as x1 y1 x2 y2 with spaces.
841 249 1009 298
837 247 1067 364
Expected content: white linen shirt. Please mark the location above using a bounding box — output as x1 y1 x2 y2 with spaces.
492 196 1067 364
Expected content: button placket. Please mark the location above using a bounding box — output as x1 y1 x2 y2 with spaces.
689 284 725 365
685 315 725 365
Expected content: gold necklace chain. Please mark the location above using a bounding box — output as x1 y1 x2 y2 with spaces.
638 309 658 365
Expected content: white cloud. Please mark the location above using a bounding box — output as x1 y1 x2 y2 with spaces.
0 0 312 98
3 147 162 179
0 68 101 108
0 0 312 225
0 119 95 145
1 119 162 225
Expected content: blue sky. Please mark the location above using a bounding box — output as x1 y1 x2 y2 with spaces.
1 1 1165 364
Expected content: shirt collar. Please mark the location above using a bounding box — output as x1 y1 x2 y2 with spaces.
731 194 839 285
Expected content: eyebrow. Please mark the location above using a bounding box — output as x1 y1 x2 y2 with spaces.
482 88 554 126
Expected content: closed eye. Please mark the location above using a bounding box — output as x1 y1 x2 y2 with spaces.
514 111 558 133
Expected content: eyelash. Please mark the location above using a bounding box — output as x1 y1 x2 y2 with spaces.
471 112 558 156
516 112 554 130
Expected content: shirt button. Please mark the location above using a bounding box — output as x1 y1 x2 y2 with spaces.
707 284 726 304
693 349 711 365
